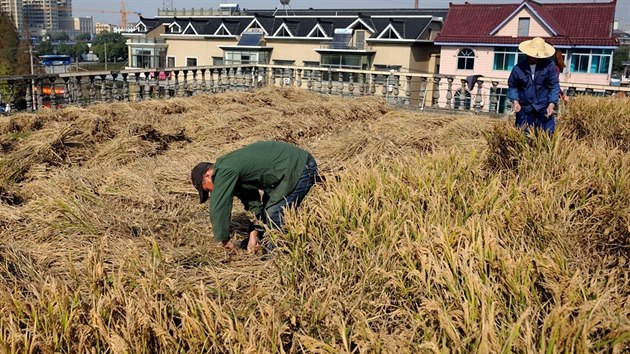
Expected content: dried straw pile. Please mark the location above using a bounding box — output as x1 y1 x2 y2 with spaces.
0 89 627 353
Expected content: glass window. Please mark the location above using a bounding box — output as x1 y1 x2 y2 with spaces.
167 56 175 67
457 48 475 70
569 49 612 74
212 56 224 65
518 18 530 37
493 47 527 71
186 57 197 66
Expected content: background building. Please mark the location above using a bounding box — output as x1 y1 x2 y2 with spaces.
0 0 24 32
73 15 92 34
95 22 112 34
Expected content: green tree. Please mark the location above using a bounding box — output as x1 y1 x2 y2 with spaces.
75 32 92 42
0 12 19 75
612 46 630 73
91 31 127 63
37 40 54 55
73 42 89 61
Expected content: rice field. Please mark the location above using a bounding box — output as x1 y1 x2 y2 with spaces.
0 88 628 353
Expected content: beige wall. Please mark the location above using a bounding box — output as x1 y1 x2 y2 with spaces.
410 43 440 73
166 37 237 66
371 44 412 69
495 8 552 38
264 40 322 64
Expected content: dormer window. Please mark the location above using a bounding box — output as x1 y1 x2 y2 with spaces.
169 23 181 33
518 18 530 37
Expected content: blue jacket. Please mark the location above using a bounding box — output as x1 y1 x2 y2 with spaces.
508 58 560 114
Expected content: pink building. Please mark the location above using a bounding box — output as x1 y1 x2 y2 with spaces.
435 0 619 89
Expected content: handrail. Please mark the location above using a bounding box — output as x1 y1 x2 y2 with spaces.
0 64 628 115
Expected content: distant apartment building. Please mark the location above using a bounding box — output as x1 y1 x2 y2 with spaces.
0 0 24 32
73 15 93 34
24 0 58 36
95 22 112 34
56 0 72 31
22 0 73 37
113 23 135 34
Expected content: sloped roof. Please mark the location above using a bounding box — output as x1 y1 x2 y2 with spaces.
435 0 618 47
134 8 446 42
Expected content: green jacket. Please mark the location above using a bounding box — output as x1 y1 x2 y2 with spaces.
209 141 310 241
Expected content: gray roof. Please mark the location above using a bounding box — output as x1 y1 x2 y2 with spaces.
134 8 446 42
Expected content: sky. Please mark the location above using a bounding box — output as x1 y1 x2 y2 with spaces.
72 0 630 31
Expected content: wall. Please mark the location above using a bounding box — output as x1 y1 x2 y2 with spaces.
165 37 236 66
495 7 552 37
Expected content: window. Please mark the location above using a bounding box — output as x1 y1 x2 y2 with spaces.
275 26 292 37
373 64 402 84
169 23 181 33
223 50 270 65
380 26 401 39
457 48 475 70
518 18 530 37
186 57 197 67
167 56 175 67
273 59 295 66
212 56 224 65
570 49 612 74
493 47 526 71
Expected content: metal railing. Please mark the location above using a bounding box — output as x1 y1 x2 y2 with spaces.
1 64 629 115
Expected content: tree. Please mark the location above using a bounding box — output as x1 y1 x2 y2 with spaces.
91 31 127 63
75 32 92 42
0 12 19 75
612 46 630 73
73 42 89 61
37 40 54 55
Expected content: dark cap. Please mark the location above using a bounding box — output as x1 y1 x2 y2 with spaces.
191 162 213 203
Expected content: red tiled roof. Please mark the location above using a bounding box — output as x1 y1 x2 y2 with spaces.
435 0 618 47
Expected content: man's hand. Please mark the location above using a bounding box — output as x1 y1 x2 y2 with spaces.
247 230 259 254
222 239 238 253
546 103 556 118
512 101 521 113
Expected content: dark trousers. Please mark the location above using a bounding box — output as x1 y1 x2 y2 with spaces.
515 110 556 135
265 154 318 231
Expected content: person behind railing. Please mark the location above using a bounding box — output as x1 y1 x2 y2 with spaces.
554 49 568 102
508 37 560 134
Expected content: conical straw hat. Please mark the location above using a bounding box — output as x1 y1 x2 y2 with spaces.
518 37 555 58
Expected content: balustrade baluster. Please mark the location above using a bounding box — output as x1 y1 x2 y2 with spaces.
88 76 96 104
369 74 376 96
473 80 484 114
296 69 302 88
432 77 441 109
359 73 365 96
208 69 215 93
405 76 412 105
392 74 400 104
121 74 129 101
133 73 142 102
49 77 58 108
62 77 70 106
338 71 344 96
7 80 15 112
458 79 467 111
445 77 453 110
100 74 108 102
36 79 44 110
490 81 499 113
327 69 333 95
75 76 83 106
382 73 388 99
111 73 119 100
25 80 33 111
348 74 354 96
200 69 207 94
418 77 427 109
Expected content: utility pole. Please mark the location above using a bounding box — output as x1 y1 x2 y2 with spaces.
415 0 419 9
104 42 108 70
29 45 36 110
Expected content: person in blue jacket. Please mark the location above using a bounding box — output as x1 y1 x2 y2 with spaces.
508 37 560 134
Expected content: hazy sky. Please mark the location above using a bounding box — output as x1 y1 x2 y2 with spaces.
73 0 630 31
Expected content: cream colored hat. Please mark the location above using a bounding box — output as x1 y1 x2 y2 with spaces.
518 37 555 58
